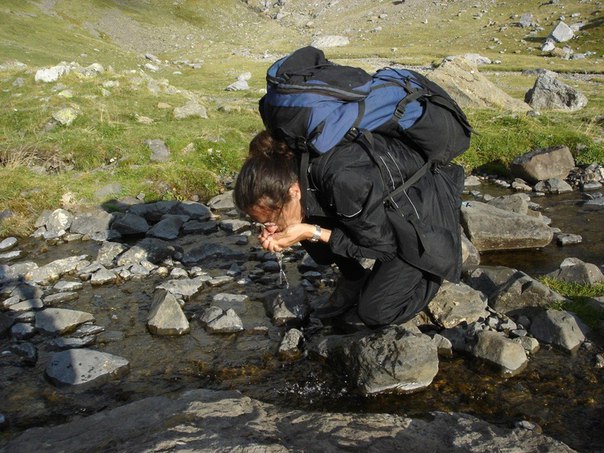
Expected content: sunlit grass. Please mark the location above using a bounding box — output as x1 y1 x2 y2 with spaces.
0 0 603 237
540 277 604 330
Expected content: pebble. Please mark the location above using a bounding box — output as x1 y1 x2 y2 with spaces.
0 237 17 251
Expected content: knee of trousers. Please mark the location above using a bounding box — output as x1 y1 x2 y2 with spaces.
356 279 436 327
356 292 401 327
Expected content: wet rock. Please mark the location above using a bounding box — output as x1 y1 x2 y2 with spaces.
181 243 244 265
53 280 84 292
2 389 577 452
510 146 575 184
487 193 529 215
471 331 528 375
469 267 566 315
534 178 573 194
147 290 190 336
96 242 128 267
45 208 74 234
43 291 79 305
111 213 150 235
428 281 488 329
8 282 43 300
116 238 175 266
157 276 209 299
530 309 586 352
219 219 250 233
555 233 582 246
207 191 235 211
584 197 604 210
525 73 587 112
146 215 185 240
212 293 249 312
171 201 212 220
324 326 439 395
0 250 22 261
546 257 604 285
69 210 113 239
512 336 540 354
45 349 129 387
128 201 178 223
199 306 223 325
182 220 218 235
3 262 38 282
169 267 189 278
461 201 553 252
48 335 96 351
1 295 20 309
77 262 102 280
278 328 304 360
431 333 453 357
9 342 38 366
11 323 36 340
264 286 309 326
26 254 88 285
8 298 44 312
0 237 18 251
204 308 244 334
35 308 95 335
90 266 117 286
71 323 105 338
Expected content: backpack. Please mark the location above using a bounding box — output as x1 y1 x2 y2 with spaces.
259 46 473 167
259 47 471 282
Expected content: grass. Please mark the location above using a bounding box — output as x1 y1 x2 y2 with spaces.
541 277 604 330
0 0 603 237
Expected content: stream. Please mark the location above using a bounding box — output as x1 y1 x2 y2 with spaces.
1 183 603 452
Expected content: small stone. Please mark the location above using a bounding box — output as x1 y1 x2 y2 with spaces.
0 237 18 251
555 233 582 246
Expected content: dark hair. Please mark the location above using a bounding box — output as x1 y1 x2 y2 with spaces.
233 131 298 214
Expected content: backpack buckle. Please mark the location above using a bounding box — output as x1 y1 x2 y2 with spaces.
295 136 308 152
344 127 360 142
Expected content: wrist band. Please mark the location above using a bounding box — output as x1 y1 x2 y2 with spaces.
309 224 321 243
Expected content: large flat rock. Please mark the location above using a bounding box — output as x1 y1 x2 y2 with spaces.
4 389 575 453
461 201 553 251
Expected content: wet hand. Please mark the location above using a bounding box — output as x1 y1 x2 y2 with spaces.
258 223 313 252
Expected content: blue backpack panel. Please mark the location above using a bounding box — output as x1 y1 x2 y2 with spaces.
259 46 472 164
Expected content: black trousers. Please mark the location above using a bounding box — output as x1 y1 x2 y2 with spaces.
303 241 442 327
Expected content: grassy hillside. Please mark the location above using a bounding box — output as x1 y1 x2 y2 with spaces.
0 0 603 236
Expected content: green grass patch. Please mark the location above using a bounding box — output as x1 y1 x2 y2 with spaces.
540 277 604 330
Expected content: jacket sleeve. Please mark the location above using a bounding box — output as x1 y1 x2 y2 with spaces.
321 158 398 262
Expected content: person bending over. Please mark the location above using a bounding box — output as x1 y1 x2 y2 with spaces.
233 130 457 328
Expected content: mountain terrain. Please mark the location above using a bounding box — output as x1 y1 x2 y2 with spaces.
0 0 602 234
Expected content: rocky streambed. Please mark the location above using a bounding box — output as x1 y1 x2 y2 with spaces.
1 168 603 452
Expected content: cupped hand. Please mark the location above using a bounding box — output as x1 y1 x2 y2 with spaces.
258 223 312 253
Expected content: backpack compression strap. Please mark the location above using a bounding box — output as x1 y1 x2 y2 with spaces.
355 130 432 209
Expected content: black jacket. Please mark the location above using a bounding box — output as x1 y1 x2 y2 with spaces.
303 133 464 282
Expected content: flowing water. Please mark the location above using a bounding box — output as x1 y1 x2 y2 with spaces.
1 185 603 452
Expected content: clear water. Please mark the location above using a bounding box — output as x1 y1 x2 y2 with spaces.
1 184 603 451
